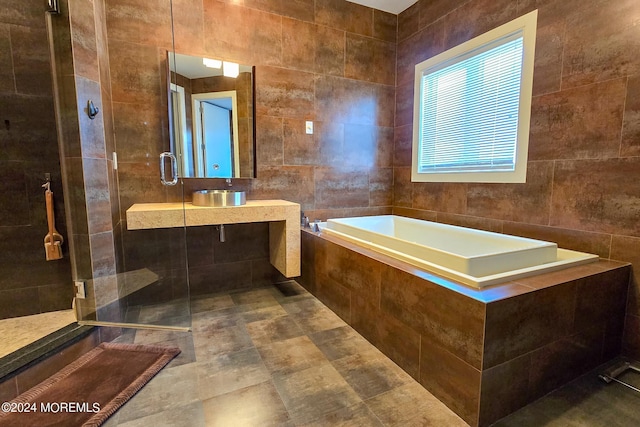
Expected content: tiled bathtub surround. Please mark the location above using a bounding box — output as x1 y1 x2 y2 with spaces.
300 229 631 426
396 0 640 360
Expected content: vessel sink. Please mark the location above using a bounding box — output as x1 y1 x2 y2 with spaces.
192 190 246 207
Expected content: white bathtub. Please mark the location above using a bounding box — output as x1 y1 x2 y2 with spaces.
320 215 599 288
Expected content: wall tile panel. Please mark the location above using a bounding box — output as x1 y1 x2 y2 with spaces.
282 18 315 73
314 167 370 209
203 0 282 66
413 182 467 214
256 66 315 119
172 0 205 54
479 354 530 427
68 0 99 81
396 20 444 87
315 0 373 37
381 265 485 369
0 25 13 93
104 0 172 48
345 33 396 86
622 75 640 157
528 79 625 161
373 10 397 43
561 0 640 89
484 281 577 369
551 158 640 237
466 161 553 224
442 0 518 50
314 25 344 77
420 339 481 426
502 222 612 258
10 25 52 96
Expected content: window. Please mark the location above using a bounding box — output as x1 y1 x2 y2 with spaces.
412 10 537 183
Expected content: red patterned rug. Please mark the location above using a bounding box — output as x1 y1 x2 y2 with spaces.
0 342 180 427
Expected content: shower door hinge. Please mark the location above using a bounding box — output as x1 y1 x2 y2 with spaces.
75 281 86 299
46 0 60 14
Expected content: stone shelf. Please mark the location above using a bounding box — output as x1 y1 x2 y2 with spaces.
126 200 300 278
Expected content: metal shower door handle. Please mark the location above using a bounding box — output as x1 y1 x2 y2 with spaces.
159 152 178 186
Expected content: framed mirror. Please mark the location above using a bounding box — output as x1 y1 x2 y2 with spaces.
167 52 256 178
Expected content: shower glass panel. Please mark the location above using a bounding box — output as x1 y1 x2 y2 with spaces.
69 0 191 331
0 0 75 359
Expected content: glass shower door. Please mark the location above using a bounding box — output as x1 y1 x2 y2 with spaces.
70 0 192 331
74 175 192 331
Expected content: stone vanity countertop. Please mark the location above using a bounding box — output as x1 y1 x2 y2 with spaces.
126 200 300 278
126 199 300 230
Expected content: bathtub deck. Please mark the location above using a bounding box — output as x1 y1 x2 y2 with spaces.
323 215 598 288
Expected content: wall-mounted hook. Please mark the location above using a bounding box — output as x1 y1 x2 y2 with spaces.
87 100 99 120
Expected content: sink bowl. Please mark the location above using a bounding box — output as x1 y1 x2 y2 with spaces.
192 190 246 207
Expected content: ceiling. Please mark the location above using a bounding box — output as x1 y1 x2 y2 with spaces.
347 0 419 14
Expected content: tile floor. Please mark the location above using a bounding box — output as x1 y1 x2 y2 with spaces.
98 281 640 427
103 281 467 426
495 362 640 426
0 309 76 358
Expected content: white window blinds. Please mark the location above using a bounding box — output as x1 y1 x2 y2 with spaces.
417 34 524 174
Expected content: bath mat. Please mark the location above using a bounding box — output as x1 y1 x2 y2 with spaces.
0 342 180 427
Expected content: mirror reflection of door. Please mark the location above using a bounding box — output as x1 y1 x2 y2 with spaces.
201 100 232 177
170 83 192 176
192 91 240 178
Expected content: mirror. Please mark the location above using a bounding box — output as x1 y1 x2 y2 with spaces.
167 52 256 178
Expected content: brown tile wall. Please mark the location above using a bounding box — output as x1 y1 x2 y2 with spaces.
100 0 397 302
300 230 631 426
49 0 120 321
185 222 286 296
396 0 640 360
106 0 396 221
0 0 73 319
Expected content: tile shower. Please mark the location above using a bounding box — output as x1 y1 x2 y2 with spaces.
0 0 76 359
0 0 72 320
